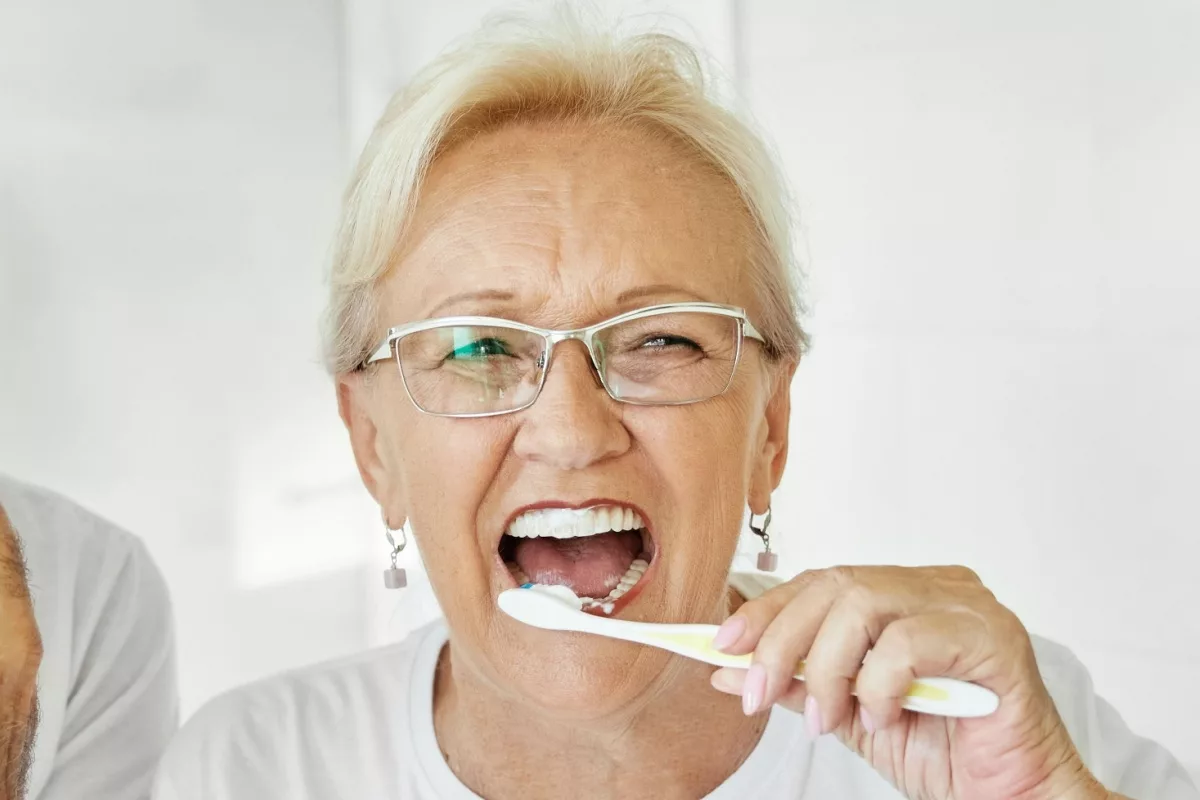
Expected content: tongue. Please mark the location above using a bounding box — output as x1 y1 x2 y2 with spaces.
514 530 641 598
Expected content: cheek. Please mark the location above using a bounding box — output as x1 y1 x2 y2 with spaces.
632 395 758 569
383 414 511 578
636 392 758 499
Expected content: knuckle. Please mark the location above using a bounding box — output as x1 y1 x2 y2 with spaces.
843 582 876 614
731 597 767 625
754 614 800 661
802 650 851 695
737 594 783 627
879 618 921 663
753 624 787 660
947 564 981 584
993 603 1029 641
826 565 858 587
751 574 811 613
785 569 825 595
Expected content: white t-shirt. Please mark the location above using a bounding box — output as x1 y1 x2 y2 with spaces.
153 574 1197 800
0 475 178 800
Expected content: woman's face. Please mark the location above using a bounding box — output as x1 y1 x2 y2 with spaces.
340 121 793 716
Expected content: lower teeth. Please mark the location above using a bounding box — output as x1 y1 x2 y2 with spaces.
579 558 648 609
506 556 649 612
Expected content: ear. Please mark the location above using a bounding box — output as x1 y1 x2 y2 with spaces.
337 373 407 523
748 359 797 514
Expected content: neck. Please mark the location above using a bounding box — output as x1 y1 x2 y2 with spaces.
434 591 768 800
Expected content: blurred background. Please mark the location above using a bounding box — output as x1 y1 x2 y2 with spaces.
1 0 1197 781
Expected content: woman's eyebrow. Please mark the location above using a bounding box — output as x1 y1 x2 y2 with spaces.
420 284 708 320
424 289 517 318
616 284 707 304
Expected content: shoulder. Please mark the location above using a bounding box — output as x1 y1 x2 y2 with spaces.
176 623 437 739
0 474 177 798
154 621 446 799
0 473 152 581
0 473 172 659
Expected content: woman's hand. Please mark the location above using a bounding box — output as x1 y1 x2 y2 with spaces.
709 566 1119 800
0 505 42 800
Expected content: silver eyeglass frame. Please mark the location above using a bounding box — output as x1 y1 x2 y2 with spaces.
361 302 767 419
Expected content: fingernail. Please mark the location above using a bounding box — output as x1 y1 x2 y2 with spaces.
742 663 766 715
712 616 746 651
860 706 875 734
804 694 823 737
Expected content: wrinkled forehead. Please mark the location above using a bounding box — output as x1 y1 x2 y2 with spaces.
378 121 759 324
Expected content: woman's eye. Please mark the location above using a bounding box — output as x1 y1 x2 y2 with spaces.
639 335 702 351
447 338 511 360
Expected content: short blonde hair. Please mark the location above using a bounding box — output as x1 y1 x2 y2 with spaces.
324 7 808 374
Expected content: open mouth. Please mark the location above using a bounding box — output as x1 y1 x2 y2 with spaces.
498 503 657 615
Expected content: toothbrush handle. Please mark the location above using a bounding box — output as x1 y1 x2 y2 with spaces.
625 623 1000 719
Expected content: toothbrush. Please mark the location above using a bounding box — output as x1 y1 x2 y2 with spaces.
498 584 1000 718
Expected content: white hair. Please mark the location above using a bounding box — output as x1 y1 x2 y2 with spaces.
323 6 808 374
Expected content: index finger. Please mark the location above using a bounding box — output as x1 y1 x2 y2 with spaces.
714 570 837 655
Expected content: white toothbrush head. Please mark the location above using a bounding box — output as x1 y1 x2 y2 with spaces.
498 584 593 631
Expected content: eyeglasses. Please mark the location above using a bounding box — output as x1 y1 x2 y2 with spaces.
362 302 766 418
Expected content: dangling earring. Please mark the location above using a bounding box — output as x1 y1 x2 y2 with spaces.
382 511 407 589
749 506 777 572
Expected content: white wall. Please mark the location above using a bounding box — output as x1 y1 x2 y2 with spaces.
1 0 1196 782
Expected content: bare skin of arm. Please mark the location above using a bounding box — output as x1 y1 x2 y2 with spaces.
0 505 42 800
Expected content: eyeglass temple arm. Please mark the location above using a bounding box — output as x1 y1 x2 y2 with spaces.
364 338 392 366
743 320 766 342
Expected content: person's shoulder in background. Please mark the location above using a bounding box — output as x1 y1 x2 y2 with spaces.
0 474 178 800
152 620 444 800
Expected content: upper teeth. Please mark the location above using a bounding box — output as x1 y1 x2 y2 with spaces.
507 505 644 539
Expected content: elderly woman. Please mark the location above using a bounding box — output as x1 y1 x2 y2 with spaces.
153 12 1196 800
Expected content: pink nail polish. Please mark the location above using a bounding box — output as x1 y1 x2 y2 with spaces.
860 706 876 734
742 663 766 715
804 695 822 738
712 616 746 651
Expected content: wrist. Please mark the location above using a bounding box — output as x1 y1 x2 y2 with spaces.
1036 765 1114 800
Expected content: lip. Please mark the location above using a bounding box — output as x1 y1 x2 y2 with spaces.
493 497 659 617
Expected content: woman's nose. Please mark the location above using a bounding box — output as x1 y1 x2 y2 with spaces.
511 342 630 470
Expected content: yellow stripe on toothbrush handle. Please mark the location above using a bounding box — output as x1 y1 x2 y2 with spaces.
904 682 951 701
653 632 738 656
